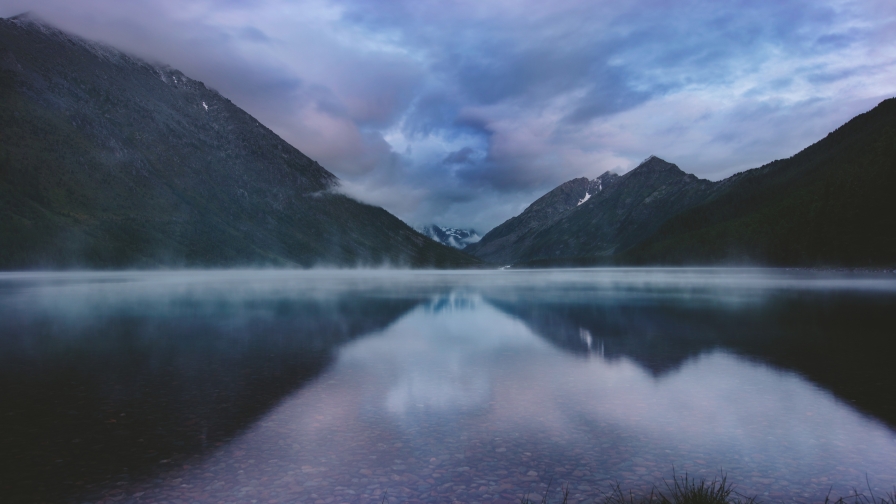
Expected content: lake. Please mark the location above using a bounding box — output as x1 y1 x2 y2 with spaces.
2 268 896 503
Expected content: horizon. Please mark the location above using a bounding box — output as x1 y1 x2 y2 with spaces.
2 1 894 231
3 9 896 499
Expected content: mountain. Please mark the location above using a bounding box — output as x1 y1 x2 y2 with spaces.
625 99 896 266
0 15 480 269
466 157 717 265
417 225 481 249
468 99 896 267
464 174 612 264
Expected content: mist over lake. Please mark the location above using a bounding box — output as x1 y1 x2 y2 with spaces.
4 3 896 503
2 268 896 503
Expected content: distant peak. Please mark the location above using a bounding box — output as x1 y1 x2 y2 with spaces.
593 170 619 182
7 12 48 27
418 225 481 249
638 155 669 166
560 177 589 186
5 13 72 40
8 12 35 21
632 155 679 173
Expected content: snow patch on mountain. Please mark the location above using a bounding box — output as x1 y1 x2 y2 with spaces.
418 225 481 249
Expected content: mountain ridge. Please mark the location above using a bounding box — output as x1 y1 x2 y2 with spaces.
468 98 896 267
624 97 896 266
0 15 481 269
466 156 715 264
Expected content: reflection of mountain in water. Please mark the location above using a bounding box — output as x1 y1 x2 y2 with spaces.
425 292 480 314
489 300 729 373
342 294 537 424
5 271 896 502
491 292 896 428
0 295 417 503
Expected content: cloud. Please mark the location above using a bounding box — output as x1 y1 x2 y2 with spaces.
442 147 477 165
3 0 895 231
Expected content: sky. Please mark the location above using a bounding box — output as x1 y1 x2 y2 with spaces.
2 0 895 232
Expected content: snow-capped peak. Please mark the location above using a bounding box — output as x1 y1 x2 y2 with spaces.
417 225 481 249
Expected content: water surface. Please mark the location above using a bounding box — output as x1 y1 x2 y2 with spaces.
1 268 895 503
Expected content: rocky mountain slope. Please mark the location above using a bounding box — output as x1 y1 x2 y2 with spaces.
464 173 615 264
0 15 480 269
417 225 480 249
469 99 896 267
626 98 896 266
466 157 716 265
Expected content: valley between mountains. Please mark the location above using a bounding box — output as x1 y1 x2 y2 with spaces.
1 14 894 269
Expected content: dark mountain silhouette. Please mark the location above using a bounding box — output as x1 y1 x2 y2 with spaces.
489 290 896 428
467 157 717 265
0 288 420 502
0 15 480 269
468 99 896 267
627 99 896 266
465 173 615 264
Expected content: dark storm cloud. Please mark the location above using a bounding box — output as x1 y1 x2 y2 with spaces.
401 92 462 138
2 0 895 231
331 0 895 204
443 147 477 166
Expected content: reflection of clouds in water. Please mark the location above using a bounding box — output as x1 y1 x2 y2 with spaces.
557 351 896 457
338 294 550 419
163 286 896 502
385 366 489 416
5 270 896 502
328 292 896 481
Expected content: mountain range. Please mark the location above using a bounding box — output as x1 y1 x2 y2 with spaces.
417 225 481 249
2 15 893 270
467 99 896 267
0 15 480 269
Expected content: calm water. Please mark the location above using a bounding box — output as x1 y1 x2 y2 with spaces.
2 269 896 503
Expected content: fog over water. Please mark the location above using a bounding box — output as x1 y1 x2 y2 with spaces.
1 268 895 503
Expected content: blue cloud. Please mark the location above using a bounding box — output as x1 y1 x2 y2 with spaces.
442 147 477 165
3 0 894 231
